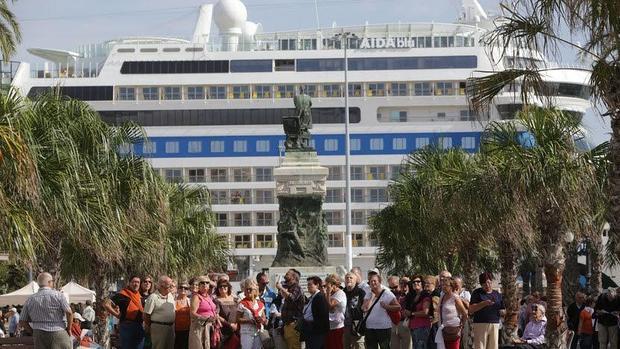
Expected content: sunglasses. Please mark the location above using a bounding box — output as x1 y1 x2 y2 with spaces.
412 280 422 284
218 285 229 288
199 281 209 286
143 281 152 284
180 286 189 290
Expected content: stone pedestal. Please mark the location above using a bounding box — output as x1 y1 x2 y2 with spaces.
272 151 330 267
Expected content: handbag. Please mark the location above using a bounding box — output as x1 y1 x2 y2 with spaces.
442 325 461 343
354 290 385 337
257 328 275 349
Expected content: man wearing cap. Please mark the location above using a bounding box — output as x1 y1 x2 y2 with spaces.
7 307 20 337
19 272 73 349
144 275 176 349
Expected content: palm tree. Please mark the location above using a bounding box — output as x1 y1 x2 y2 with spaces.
0 0 20 61
465 0 620 270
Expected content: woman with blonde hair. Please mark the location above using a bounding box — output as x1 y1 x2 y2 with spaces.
237 278 267 349
189 276 220 349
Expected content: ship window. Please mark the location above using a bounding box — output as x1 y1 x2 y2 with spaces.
390 83 408 96
120 60 229 74
256 212 274 226
301 84 317 97
297 58 344 72
347 56 477 70
370 138 384 151
208 86 226 99
369 166 386 180
233 234 251 246
210 168 228 182
118 87 135 101
416 137 430 149
435 82 454 96
324 139 338 151
98 107 361 126
325 211 343 225
275 85 295 98
142 87 159 100
215 213 227 226
352 210 366 225
460 110 475 121
254 85 272 99
369 188 387 202
301 39 317 50
348 83 363 97
230 59 272 73
185 47 204 52
187 86 205 100
387 111 407 122
326 189 342 203
118 143 132 154
256 140 270 152
280 39 297 50
140 48 158 53
275 59 295 71
367 83 385 97
165 141 179 154
117 48 135 53
255 168 273 182
164 169 183 183
350 138 361 151
233 140 247 153
27 86 114 101
232 85 250 99
327 166 342 180
322 84 342 97
211 140 225 153
439 136 453 149
328 233 343 247
233 169 251 183
414 82 432 96
256 234 274 247
351 187 364 201
188 141 202 153
322 38 342 49
461 137 476 149
393 138 407 150
233 213 251 227
143 141 156 154
162 47 181 52
164 86 181 100
188 169 205 183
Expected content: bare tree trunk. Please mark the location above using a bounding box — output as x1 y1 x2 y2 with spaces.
543 241 568 349
499 243 519 345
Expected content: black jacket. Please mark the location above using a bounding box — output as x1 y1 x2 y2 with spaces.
306 291 330 335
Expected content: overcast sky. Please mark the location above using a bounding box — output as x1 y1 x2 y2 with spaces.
10 0 611 144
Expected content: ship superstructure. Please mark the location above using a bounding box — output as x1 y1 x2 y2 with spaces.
8 0 592 275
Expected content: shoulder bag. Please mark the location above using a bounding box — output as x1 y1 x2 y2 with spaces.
354 290 385 337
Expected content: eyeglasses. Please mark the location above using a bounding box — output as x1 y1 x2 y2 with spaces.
199 281 209 286
143 281 152 284
218 285 229 288
180 286 189 290
412 280 422 284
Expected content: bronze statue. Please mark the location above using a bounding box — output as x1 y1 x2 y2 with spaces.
282 89 313 150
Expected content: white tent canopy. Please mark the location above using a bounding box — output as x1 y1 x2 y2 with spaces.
0 281 39 306
61 281 96 303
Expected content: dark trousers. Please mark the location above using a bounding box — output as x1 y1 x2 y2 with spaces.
306 333 327 349
365 328 391 349
120 321 145 349
578 334 593 349
174 330 189 349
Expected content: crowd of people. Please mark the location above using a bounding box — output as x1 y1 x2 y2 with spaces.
5 269 620 349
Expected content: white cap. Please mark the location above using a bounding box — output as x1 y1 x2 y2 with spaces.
9 307 17 313
73 313 85 322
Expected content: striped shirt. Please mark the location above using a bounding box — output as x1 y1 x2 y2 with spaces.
21 287 71 332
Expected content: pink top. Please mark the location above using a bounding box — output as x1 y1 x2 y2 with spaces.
196 294 218 317
409 295 432 329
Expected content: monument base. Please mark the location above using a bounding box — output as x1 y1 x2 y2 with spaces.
268 266 346 292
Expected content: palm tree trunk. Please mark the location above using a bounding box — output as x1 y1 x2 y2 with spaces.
589 234 603 295
499 243 519 345
562 242 580 305
532 263 545 294
92 272 111 349
543 240 568 349
605 81 620 274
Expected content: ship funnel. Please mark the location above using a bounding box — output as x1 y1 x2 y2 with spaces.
214 0 248 51
460 0 488 23
192 4 214 44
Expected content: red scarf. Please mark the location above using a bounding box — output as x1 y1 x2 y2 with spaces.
119 288 144 321
240 298 265 321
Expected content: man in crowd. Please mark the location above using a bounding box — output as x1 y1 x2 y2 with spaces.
7 308 20 337
19 272 73 349
344 271 366 349
469 272 504 349
144 275 176 349
566 291 586 349
105 275 145 349
388 276 411 349
258 271 277 319
277 269 305 349
595 287 619 349
81 300 95 329
303 276 330 349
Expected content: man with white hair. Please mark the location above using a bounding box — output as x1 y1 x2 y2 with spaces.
144 275 176 349
19 272 73 349
7 307 20 337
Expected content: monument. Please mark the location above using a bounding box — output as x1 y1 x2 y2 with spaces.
272 90 330 267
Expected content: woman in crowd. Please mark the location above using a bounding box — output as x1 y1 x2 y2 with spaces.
577 297 595 349
436 277 468 349
237 278 267 349
363 273 400 349
175 280 192 349
189 275 220 349
499 304 546 349
407 275 432 349
215 278 241 349
325 274 347 349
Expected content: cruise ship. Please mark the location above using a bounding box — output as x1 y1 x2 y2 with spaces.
7 0 592 277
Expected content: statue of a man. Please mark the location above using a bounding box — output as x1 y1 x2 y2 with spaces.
294 89 313 131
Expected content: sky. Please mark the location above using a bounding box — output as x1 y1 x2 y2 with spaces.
9 0 611 144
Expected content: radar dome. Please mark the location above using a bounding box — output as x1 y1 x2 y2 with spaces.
213 0 248 32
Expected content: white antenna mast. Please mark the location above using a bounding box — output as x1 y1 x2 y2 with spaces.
314 0 321 29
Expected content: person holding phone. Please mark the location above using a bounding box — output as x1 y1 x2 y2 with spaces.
469 272 505 349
